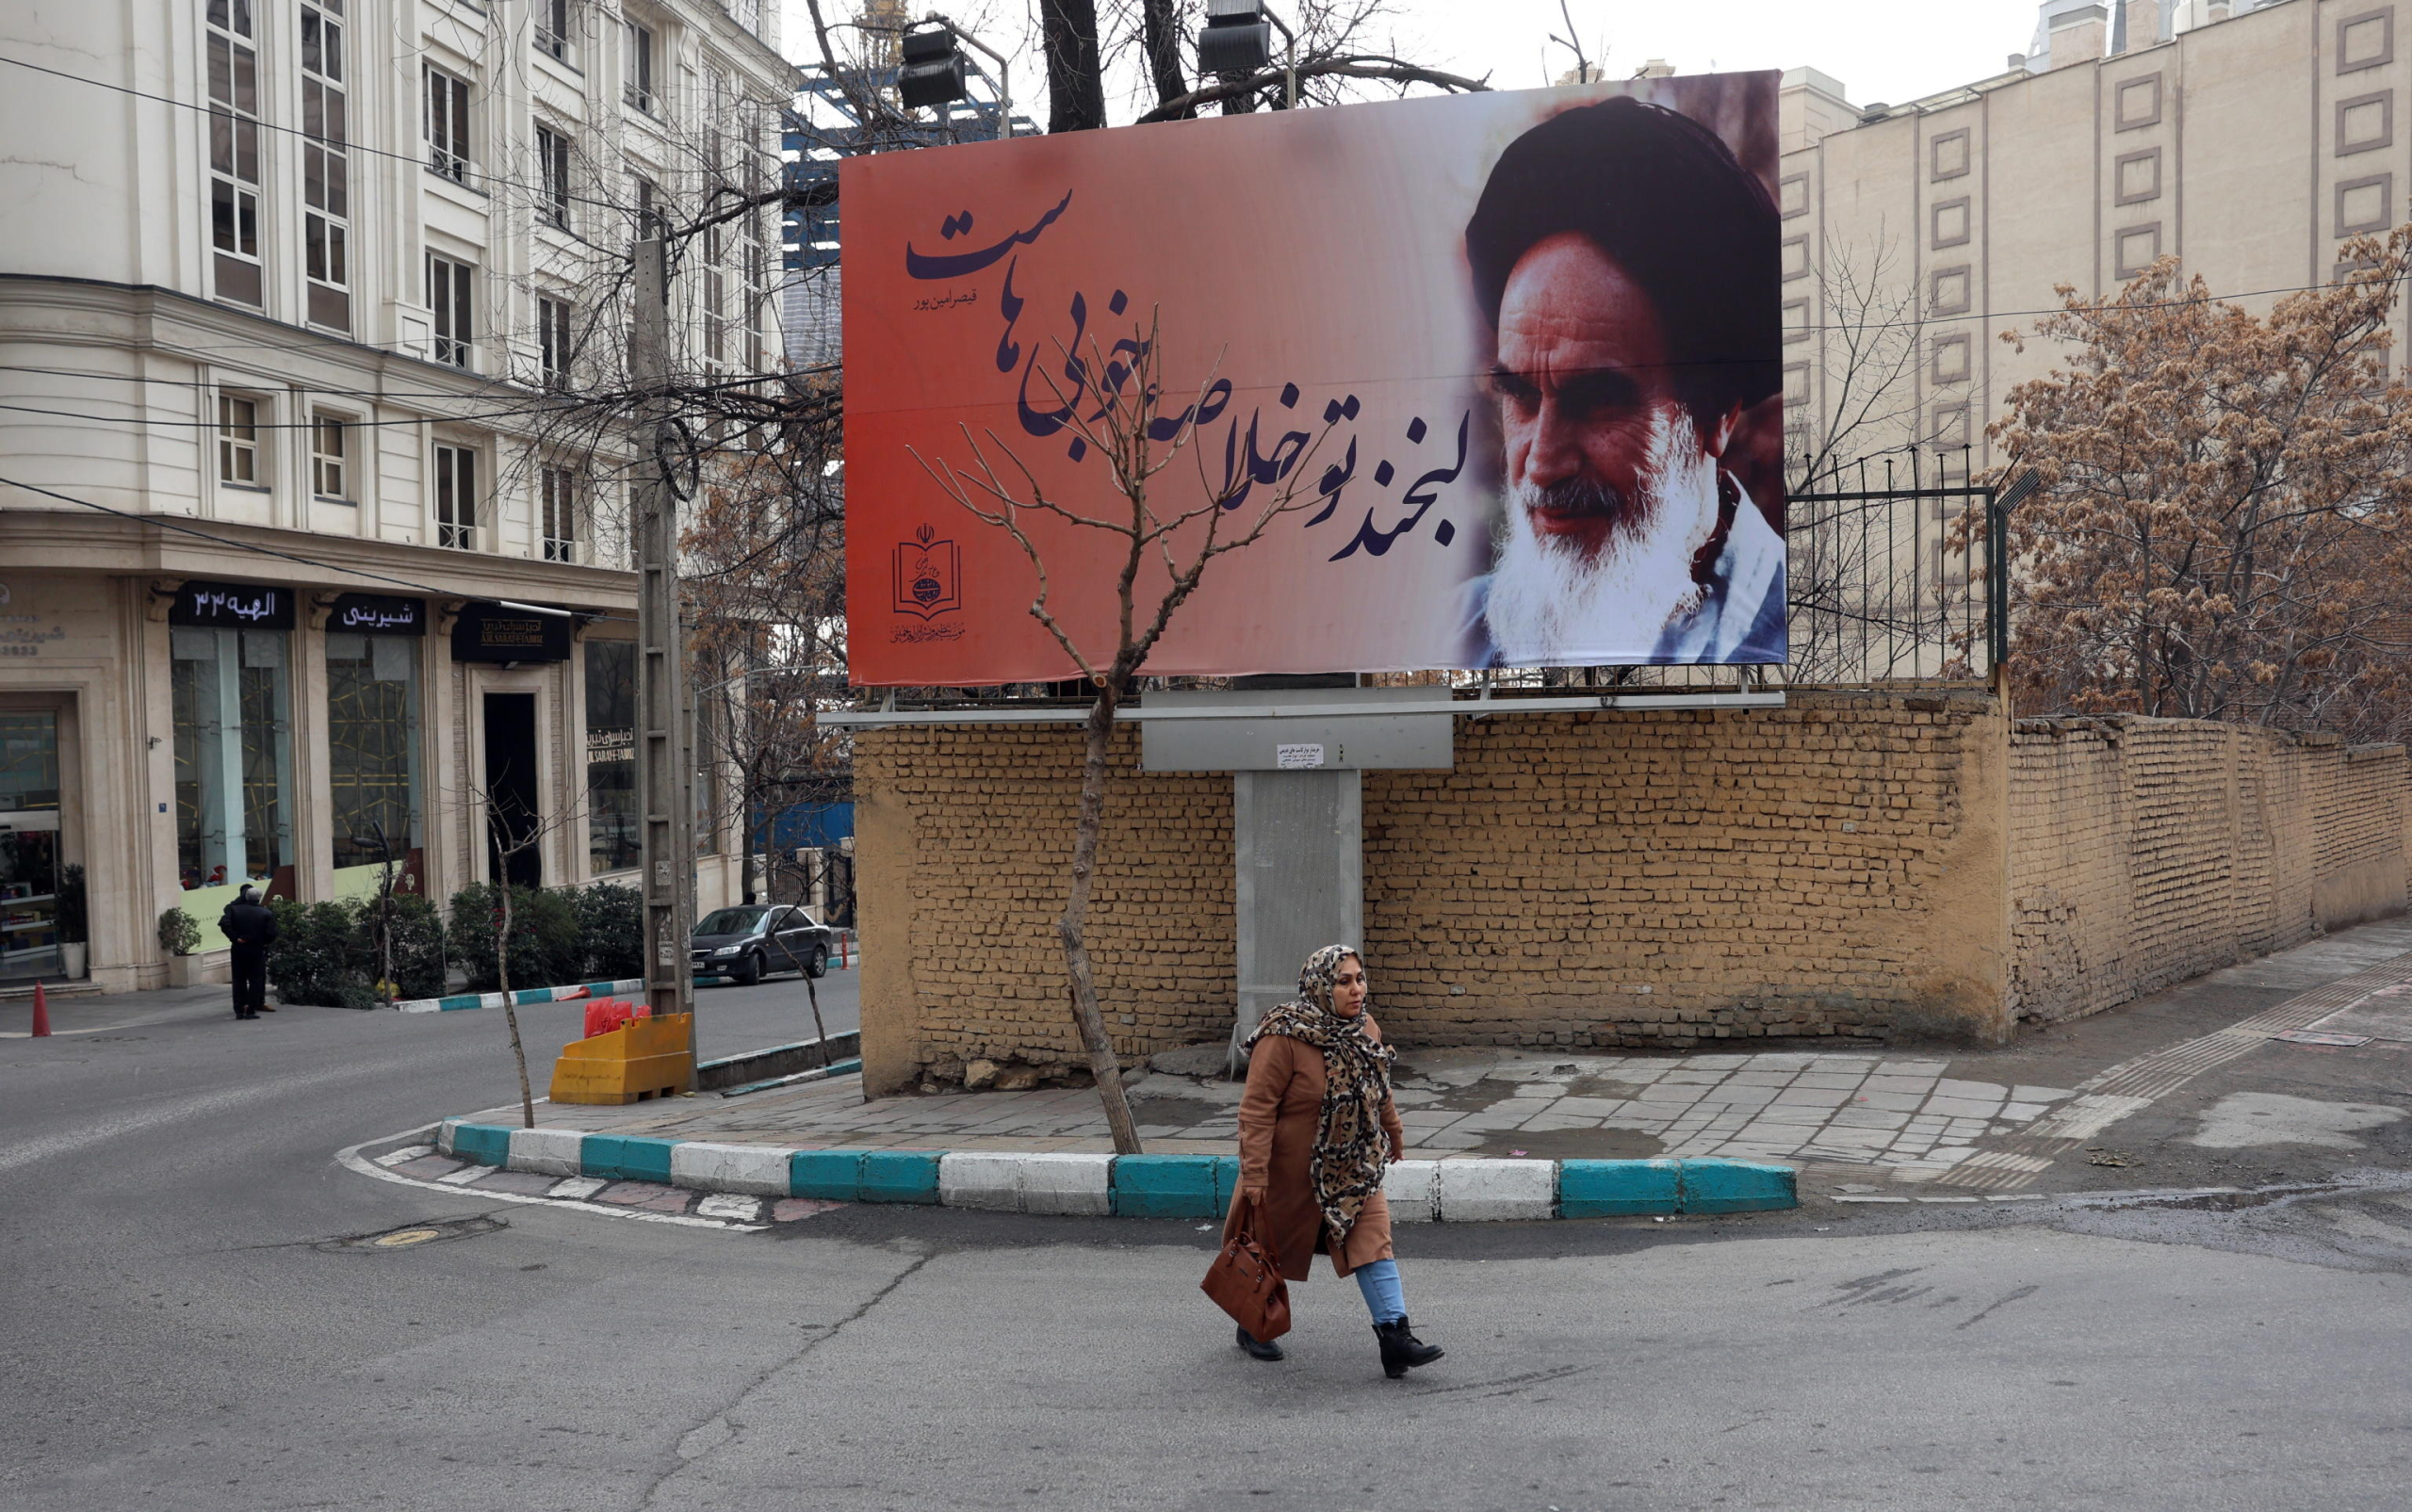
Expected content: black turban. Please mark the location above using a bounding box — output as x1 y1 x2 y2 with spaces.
1465 96 1781 418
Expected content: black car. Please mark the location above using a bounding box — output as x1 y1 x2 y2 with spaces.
690 904 835 985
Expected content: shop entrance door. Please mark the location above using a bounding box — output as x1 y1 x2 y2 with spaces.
0 709 63 981
481 693 542 889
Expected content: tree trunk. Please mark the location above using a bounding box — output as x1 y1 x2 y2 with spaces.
497 883 535 1129
1039 0 1106 134
1056 689 1143 1154
1139 0 1191 117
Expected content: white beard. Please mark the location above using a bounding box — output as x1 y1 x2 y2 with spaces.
1482 411 1721 665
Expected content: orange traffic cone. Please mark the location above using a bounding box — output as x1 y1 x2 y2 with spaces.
30 982 49 1037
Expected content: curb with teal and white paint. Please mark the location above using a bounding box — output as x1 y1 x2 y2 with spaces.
433 1118 1797 1220
394 979 648 1014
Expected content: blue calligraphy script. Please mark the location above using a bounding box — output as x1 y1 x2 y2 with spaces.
906 192 1471 561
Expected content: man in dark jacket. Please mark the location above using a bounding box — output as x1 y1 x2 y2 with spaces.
219 886 278 1020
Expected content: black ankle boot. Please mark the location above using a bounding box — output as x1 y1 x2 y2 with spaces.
1235 1325 1284 1362
1373 1317 1442 1378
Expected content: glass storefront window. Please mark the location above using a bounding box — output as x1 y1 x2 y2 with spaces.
0 711 62 980
172 626 292 891
585 639 638 874
327 631 421 871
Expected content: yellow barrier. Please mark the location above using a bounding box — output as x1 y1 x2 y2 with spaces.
547 1013 695 1105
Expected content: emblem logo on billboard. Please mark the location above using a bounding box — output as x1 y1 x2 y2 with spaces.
893 524 962 620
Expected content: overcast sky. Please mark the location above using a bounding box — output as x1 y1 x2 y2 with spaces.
784 1 2053 120
1375 0 2045 107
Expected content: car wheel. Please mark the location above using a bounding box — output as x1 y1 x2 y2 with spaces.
730 951 761 987
805 943 827 979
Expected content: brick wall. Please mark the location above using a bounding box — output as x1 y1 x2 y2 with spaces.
2006 719 2411 1025
856 691 2013 1095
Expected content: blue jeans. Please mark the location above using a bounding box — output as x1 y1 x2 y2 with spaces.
1354 1258 1406 1325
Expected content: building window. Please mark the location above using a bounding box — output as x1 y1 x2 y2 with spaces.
1779 172 1808 218
301 0 351 331
623 21 655 114
427 252 473 366
425 65 471 182
2115 74 2162 131
1782 297 1809 345
1931 197 1970 250
2114 224 2162 280
536 0 571 60
2339 9 2394 74
704 225 726 366
538 295 572 388
542 465 579 561
1931 333 1971 385
1781 235 1809 281
1931 129 1970 181
205 0 263 306
744 209 768 371
2339 173 2394 236
634 174 663 240
433 443 478 548
218 394 263 485
1930 265 1971 317
2339 90 2395 155
585 639 638 874
326 631 422 877
536 123 571 229
2115 149 2161 206
171 626 293 893
312 413 348 498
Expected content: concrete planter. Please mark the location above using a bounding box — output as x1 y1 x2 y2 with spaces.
60 942 87 979
167 952 208 987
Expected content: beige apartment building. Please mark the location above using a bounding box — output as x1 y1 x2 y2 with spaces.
0 0 790 990
1778 0 2405 486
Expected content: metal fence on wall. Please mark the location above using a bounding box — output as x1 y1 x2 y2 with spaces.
1781 447 2007 688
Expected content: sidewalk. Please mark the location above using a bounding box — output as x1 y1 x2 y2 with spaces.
448 915 2412 1201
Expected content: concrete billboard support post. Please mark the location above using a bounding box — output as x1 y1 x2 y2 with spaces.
631 236 696 1080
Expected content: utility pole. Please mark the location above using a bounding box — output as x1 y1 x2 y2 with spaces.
631 236 697 1080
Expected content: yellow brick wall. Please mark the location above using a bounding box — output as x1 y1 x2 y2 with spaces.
856 691 2014 1093
2006 720 2410 1025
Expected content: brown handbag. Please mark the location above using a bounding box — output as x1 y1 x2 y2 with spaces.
1201 1197 1292 1341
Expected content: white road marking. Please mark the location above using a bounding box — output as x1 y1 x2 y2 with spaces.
436 1166 487 1184
375 1145 433 1167
548 1176 607 1199
333 1125 765 1232
696 1194 761 1221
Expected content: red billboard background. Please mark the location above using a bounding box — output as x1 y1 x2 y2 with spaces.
843 73 1782 686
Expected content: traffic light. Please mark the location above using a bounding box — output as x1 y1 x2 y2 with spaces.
898 24 970 110
1198 0 1272 77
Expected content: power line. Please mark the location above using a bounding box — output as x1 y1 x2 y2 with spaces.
0 52 632 214
0 471 631 620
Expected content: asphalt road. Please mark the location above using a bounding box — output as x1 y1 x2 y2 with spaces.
8 966 2412 1511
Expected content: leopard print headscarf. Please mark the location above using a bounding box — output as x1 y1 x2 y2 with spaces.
1245 944 1396 1248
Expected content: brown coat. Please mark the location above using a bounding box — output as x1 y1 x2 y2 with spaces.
1221 1016 1406 1281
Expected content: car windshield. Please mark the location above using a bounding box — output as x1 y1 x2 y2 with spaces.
695 907 770 935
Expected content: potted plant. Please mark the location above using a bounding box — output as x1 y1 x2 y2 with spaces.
157 904 204 987
56 863 87 979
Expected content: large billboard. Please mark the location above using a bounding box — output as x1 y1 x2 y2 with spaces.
843 73 1783 686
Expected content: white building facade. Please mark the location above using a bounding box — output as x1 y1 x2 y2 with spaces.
0 0 790 989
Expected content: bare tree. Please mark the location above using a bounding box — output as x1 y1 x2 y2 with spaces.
910 320 1336 1154
458 782 593 1130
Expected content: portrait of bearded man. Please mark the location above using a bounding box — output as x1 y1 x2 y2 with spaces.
1456 95 1787 669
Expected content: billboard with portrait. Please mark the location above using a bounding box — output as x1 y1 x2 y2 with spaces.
843 72 1783 685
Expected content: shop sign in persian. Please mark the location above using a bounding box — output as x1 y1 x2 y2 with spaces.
843 73 1785 684
329 593 426 636
170 580 296 630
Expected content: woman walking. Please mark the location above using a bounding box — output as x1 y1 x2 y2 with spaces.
1226 944 1444 1378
